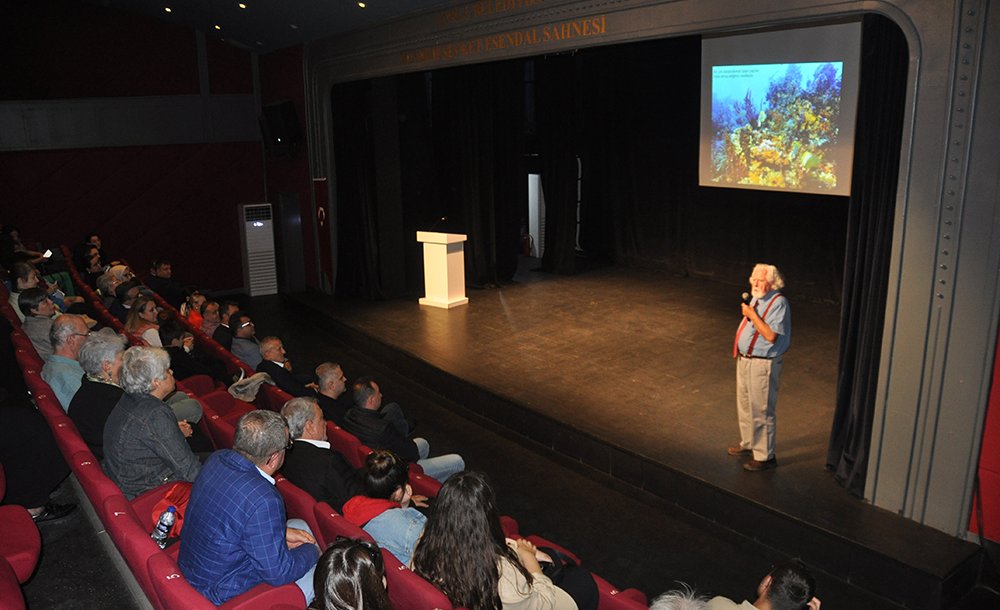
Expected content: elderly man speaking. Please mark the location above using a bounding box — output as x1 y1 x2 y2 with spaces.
729 263 791 472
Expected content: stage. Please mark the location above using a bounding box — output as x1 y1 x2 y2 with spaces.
291 257 980 608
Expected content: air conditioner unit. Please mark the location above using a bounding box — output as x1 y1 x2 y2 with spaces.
238 203 278 296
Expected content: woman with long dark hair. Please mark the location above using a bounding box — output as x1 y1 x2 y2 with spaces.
412 471 586 610
310 538 393 610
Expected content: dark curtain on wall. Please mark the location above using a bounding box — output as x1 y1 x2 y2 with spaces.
331 81 383 299
826 15 908 495
536 54 580 274
430 62 525 287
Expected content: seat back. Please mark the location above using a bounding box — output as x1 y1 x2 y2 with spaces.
382 549 455 610
176 374 219 398
326 422 366 469
102 494 165 610
274 475 325 547
0 556 26 610
70 450 122 523
312 501 373 546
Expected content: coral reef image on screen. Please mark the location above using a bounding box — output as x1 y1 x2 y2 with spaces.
710 62 843 191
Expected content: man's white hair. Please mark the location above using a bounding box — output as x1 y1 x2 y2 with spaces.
650 584 708 610
752 263 785 291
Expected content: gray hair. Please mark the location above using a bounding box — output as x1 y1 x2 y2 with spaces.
258 336 281 357
78 328 127 376
234 410 288 465
96 272 115 296
753 263 786 291
281 397 319 439
50 314 85 350
650 585 707 610
315 362 343 387
119 346 171 394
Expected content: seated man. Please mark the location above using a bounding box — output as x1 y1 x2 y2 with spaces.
144 258 184 308
707 561 820 610
212 301 241 350
314 362 352 426
344 377 464 482
19 287 57 359
257 336 317 397
41 314 90 410
179 410 320 605
280 397 362 512
230 311 262 369
159 318 228 384
109 279 141 324
102 346 202 499
342 449 427 566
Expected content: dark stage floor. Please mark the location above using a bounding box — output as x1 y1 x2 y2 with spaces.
287 258 983 608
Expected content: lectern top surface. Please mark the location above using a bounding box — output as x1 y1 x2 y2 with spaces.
416 231 468 243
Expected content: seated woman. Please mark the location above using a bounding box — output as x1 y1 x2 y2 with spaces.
67 328 127 458
180 290 206 329
7 261 86 322
310 538 393 610
412 471 597 610
342 449 427 566
125 295 162 346
18 287 57 359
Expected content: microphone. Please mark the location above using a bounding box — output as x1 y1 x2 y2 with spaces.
741 292 754 321
429 216 448 231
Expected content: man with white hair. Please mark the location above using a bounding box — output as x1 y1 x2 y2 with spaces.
102 346 201 499
729 263 791 472
41 314 90 410
257 336 318 397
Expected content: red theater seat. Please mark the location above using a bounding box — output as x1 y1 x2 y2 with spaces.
382 549 456 610
274 475 326 547
0 556 26 610
176 374 221 398
312 501 373 545
147 551 306 610
0 467 41 585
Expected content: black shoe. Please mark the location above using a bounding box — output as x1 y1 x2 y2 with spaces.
31 502 77 523
742 458 778 472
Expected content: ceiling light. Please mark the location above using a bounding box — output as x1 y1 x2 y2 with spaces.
358 2 366 7
214 24 222 30
164 7 172 12
289 24 299 30
238 3 247 8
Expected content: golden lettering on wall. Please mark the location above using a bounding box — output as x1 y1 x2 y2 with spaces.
402 15 607 65
442 0 545 24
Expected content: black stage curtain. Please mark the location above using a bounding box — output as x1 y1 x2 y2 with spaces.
429 62 525 287
826 15 908 495
331 80 383 299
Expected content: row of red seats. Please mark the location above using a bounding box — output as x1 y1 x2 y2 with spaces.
53 246 648 610
1 277 307 609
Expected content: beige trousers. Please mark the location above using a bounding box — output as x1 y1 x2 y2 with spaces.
735 355 783 461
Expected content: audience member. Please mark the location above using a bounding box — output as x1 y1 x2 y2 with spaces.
179 410 320 605
342 449 427 565
67 329 127 458
41 314 89 410
19 287 57 359
102 346 201 499
8 261 78 321
109 278 141 324
258 336 318 397
345 377 464 482
200 299 221 336
145 258 184 308
231 311 262 368
159 318 227 384
95 271 120 308
651 586 708 610
280 397 363 513
413 470 594 610
310 538 392 610
315 362 352 426
74 242 104 287
0 391 76 523
125 295 162 346
706 561 820 610
181 290 206 329
212 300 240 350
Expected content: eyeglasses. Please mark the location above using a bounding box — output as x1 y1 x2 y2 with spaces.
285 438 294 451
71 332 91 338
239 321 254 328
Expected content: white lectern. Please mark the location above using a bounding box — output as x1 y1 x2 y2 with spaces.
417 231 469 309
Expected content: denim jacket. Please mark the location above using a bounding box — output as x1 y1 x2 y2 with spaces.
102 392 201 499
342 496 426 565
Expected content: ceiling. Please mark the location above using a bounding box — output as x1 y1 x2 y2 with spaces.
92 0 458 53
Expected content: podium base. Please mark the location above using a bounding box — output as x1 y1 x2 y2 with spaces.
419 297 469 309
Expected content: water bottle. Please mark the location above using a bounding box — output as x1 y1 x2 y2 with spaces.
151 506 176 549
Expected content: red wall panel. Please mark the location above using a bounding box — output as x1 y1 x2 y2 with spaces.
970 320 1000 542
2 0 199 100
0 143 265 291
207 38 254 95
